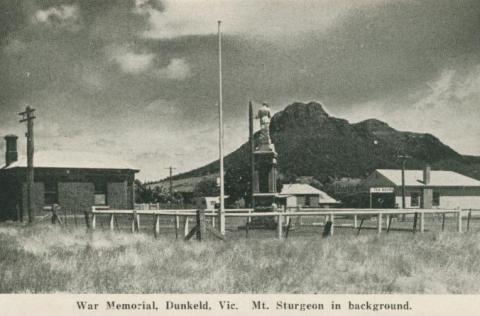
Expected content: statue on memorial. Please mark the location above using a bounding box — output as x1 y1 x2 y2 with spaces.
256 102 272 146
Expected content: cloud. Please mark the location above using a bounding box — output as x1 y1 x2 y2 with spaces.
387 67 480 155
154 58 191 80
75 63 107 93
339 66 480 156
145 98 179 114
33 4 79 25
105 45 190 80
2 0 480 180
3 39 26 54
135 0 381 39
106 45 155 74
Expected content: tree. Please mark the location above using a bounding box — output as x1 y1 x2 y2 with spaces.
225 165 250 204
193 179 219 198
135 180 154 203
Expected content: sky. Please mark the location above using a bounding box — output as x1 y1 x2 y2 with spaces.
1 0 479 180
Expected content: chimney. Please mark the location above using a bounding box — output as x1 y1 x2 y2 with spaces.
4 135 18 167
423 165 431 185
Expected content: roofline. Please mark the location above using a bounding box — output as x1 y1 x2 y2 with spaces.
3 166 140 172
373 169 480 187
281 192 322 195
394 185 480 188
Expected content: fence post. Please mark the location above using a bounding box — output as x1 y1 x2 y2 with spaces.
412 212 418 233
63 205 67 226
184 217 190 237
420 212 425 233
154 214 160 238
175 213 179 239
458 210 463 233
92 210 96 230
51 205 57 225
442 212 446 231
110 214 115 231
386 215 390 230
330 213 334 236
73 206 77 227
137 213 141 231
467 209 472 231
377 213 382 234
248 208 252 224
175 210 180 230
131 210 137 233
196 209 206 241
277 213 283 239
84 208 91 229
296 206 301 226
387 214 393 233
353 214 358 228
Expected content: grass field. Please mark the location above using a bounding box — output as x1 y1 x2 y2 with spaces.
1 220 480 294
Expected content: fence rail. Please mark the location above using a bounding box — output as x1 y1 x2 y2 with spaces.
88 206 465 239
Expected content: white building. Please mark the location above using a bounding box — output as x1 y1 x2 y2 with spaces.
279 183 338 208
362 167 480 209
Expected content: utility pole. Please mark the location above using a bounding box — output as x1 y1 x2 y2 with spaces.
249 101 255 208
217 20 225 235
398 154 411 223
397 154 411 209
19 106 36 224
165 166 176 200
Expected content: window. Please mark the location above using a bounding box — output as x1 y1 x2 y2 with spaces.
433 192 440 206
93 178 107 205
305 195 311 207
411 192 420 207
44 180 58 205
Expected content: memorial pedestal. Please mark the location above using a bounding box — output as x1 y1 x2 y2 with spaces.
251 141 279 228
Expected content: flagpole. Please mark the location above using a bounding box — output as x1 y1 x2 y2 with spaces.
218 20 225 235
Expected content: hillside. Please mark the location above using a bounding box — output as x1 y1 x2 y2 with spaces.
155 101 480 198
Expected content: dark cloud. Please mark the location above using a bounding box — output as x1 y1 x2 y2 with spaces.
0 0 26 44
0 0 479 179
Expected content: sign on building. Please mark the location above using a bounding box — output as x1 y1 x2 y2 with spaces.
370 187 394 193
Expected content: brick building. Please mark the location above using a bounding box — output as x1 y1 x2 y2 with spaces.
361 166 480 209
0 135 139 221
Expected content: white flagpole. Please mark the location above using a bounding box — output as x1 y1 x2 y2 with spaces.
218 20 225 235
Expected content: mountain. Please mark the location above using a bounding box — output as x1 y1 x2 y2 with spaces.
160 101 480 199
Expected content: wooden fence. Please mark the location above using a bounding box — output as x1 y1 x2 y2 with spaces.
88 206 465 240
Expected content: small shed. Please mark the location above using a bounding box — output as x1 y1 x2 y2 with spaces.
279 183 338 208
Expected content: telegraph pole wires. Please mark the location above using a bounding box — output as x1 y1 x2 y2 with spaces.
19 106 36 224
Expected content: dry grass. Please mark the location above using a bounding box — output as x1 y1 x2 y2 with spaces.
1 222 480 293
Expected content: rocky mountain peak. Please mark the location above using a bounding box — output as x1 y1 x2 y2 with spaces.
271 101 330 131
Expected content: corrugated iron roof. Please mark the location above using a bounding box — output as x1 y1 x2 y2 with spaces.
376 169 480 187
281 183 323 195
1 151 139 171
280 183 338 203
